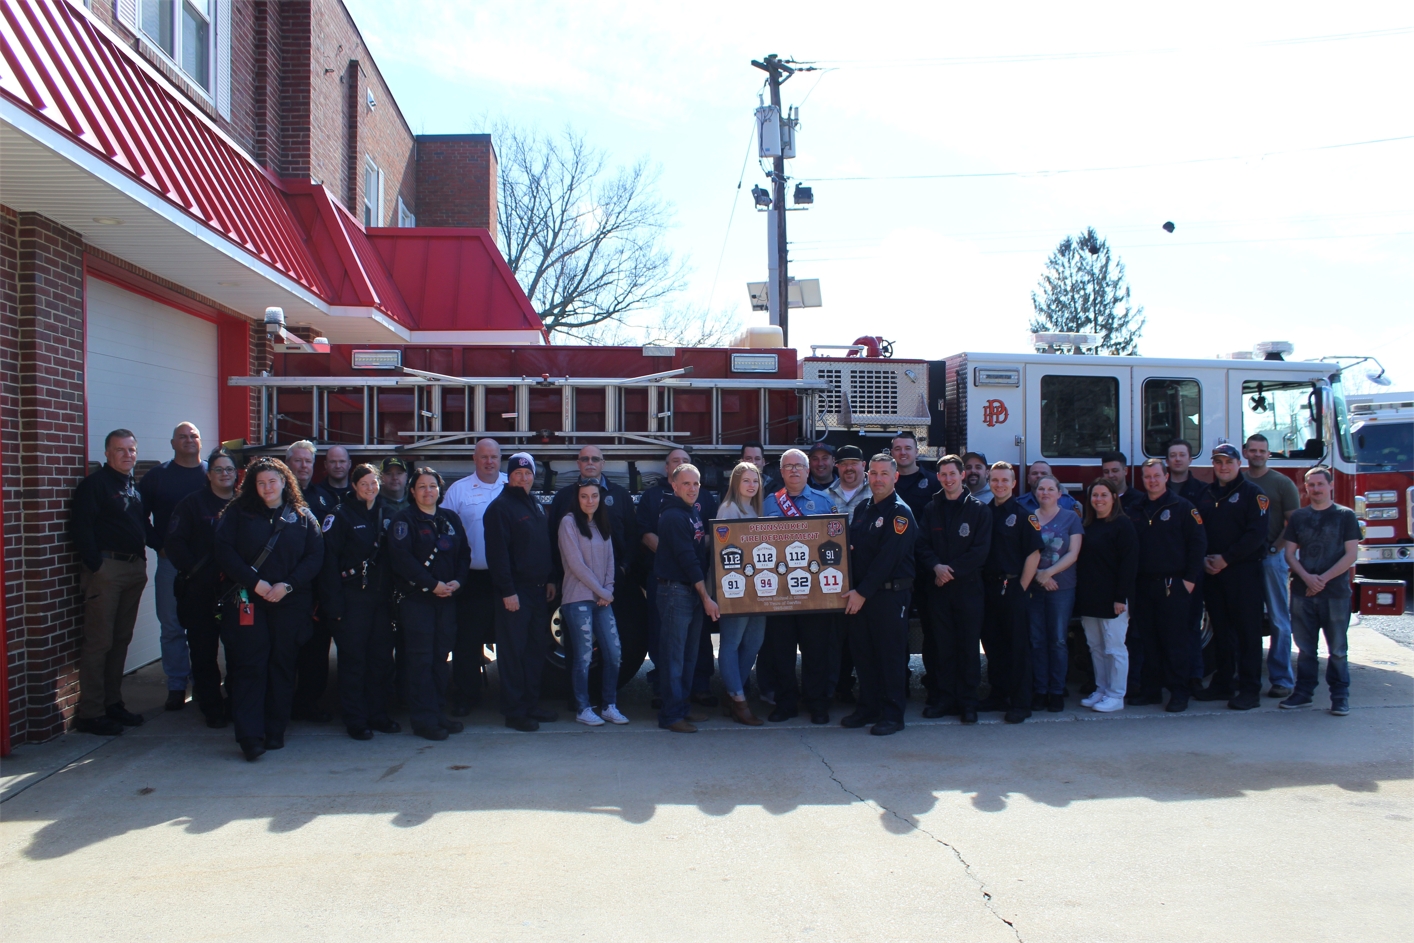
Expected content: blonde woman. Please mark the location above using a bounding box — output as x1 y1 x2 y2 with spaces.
715 462 766 725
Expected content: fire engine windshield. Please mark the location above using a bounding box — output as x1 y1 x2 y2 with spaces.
1330 373 1358 465
1241 379 1323 460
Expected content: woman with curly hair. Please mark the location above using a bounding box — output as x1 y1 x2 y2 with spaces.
214 457 324 761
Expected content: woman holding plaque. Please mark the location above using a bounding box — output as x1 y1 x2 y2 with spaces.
714 462 766 725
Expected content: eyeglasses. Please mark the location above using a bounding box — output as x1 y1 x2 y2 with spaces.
212 467 237 475
781 463 808 471
579 456 604 463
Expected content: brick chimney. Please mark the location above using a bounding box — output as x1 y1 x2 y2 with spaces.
414 134 497 237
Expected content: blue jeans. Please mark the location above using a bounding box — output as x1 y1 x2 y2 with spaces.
1261 551 1294 687
1290 594 1350 698
655 581 702 727
717 614 766 698
155 554 190 690
1028 586 1075 696
561 600 623 711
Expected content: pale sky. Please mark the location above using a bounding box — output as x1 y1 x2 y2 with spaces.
345 0 1414 388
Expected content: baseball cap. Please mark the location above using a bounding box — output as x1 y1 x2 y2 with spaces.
380 456 409 473
508 452 536 474
1210 443 1241 461
808 442 835 456
835 445 865 462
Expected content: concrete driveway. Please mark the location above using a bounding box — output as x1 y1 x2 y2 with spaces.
3 625 1411 942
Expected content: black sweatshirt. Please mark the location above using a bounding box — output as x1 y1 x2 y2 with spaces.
388 505 471 594
654 494 708 585
70 464 147 572
916 490 993 583
319 495 395 614
484 486 552 594
1075 515 1139 619
165 487 234 593
1128 491 1207 583
1196 477 1269 566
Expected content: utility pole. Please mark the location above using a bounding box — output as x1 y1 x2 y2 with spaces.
752 54 794 345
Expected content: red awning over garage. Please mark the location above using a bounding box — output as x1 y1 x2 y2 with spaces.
0 0 545 345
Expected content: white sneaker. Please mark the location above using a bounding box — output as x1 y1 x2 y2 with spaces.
576 707 605 726
1092 696 1124 713
600 705 629 725
1080 691 1104 708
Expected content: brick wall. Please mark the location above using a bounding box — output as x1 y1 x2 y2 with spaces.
1 210 89 745
415 135 499 236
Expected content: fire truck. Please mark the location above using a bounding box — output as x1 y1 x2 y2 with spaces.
234 331 1378 691
1346 391 1414 571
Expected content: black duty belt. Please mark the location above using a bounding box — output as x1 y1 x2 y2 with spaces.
101 551 144 563
986 572 1021 580
876 580 910 592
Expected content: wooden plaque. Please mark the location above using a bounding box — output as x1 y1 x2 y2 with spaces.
709 514 852 616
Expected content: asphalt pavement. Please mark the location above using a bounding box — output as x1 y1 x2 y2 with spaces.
2 622 1411 942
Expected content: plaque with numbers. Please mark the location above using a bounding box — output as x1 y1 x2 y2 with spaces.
710 515 853 615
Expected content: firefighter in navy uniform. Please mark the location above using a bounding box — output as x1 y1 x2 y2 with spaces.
1194 444 1269 710
916 454 993 724
320 464 400 741
1127 458 1208 712
289 441 340 725
388 467 471 741
891 431 941 701
485 453 559 732
212 457 324 762
840 453 917 737
979 462 1042 724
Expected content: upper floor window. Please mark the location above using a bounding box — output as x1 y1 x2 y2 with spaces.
140 0 212 91
397 196 416 228
1039 375 1119 458
363 158 384 227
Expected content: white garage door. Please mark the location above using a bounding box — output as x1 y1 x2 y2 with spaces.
86 278 220 673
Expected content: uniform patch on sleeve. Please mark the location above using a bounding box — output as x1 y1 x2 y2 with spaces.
1255 494 1269 513
894 516 909 534
393 521 408 540
1191 508 1203 525
322 514 335 533
1028 515 1041 531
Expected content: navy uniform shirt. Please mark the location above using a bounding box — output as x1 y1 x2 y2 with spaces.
213 500 324 603
70 464 147 572
1196 477 1269 566
1171 476 1208 505
319 495 395 612
985 496 1044 579
388 505 471 593
655 494 709 585
638 481 719 536
138 460 208 551
895 469 940 521
165 486 234 594
1128 491 1207 582
917 490 993 583
849 490 917 598
483 486 553 595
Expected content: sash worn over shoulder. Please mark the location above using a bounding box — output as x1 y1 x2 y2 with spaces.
774 488 803 518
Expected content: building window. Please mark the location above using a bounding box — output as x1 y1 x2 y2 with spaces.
1040 375 1119 458
397 196 416 228
140 0 213 91
363 158 384 227
1142 378 1201 457
1241 379 1323 459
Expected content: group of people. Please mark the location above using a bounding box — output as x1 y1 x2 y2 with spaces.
68 422 1360 757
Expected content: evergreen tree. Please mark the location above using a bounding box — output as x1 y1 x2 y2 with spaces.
1030 227 1145 355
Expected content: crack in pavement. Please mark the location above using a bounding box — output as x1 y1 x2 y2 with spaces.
798 732 1023 943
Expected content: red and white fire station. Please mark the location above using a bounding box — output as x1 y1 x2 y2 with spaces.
3 1 1405 753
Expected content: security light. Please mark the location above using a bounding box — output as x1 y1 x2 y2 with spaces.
793 183 813 205
752 185 773 209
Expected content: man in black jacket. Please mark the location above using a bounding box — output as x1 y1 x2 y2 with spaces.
840 454 917 736
68 429 150 736
979 462 1042 724
1195 444 1269 709
916 454 993 723
653 462 720 732
287 439 337 723
484 453 558 731
1128 458 1208 712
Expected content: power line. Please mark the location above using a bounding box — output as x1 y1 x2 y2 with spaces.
705 121 759 316
805 134 1414 183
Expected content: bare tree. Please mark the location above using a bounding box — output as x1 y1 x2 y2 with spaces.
1030 227 1145 355
497 126 686 338
644 304 742 348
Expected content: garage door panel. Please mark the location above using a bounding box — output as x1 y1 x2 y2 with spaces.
85 278 219 673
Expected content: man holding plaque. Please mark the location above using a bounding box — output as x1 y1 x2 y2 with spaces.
762 448 840 724
840 453 917 736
